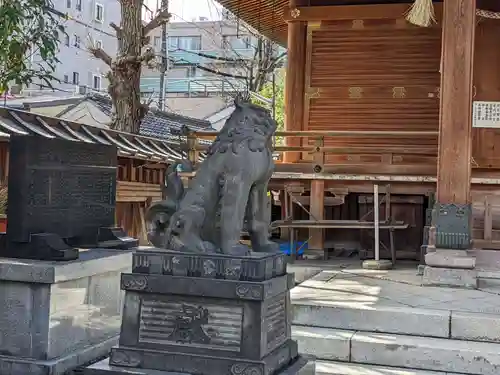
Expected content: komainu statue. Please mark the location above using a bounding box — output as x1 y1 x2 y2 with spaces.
146 100 279 255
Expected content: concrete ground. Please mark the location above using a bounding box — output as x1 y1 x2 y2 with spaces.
289 259 500 314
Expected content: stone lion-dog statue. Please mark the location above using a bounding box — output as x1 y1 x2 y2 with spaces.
145 100 279 255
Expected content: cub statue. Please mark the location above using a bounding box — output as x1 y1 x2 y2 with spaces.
145 100 279 255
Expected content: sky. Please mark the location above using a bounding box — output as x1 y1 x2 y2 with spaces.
144 0 223 22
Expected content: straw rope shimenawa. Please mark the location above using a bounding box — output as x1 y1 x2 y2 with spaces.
406 0 500 27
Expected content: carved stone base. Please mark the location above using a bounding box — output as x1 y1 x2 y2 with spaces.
432 203 472 250
84 249 298 375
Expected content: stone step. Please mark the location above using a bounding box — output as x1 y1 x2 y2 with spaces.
292 326 500 375
292 301 500 343
315 360 461 375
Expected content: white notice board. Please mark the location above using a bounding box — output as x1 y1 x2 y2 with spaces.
473 101 500 128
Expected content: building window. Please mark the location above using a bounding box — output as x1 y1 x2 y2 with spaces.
66 0 71 8
222 35 251 50
63 75 69 84
64 34 70 46
74 35 80 48
169 36 201 50
95 40 103 50
75 0 82 11
154 36 161 48
93 75 102 90
95 3 104 22
72 72 79 84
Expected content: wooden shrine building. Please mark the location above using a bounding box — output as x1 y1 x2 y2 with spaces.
207 0 500 276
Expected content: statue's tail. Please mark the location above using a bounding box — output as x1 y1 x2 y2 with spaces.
147 159 194 248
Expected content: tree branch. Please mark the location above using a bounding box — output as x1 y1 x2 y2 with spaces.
175 48 247 63
110 22 122 38
89 47 113 66
143 9 171 35
195 65 247 80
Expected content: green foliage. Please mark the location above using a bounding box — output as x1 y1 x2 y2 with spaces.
0 0 64 93
252 70 285 144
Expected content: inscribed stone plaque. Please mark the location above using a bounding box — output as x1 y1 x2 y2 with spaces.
138 296 243 352
7 135 117 243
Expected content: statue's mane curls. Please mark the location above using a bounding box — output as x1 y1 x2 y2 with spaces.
207 101 277 155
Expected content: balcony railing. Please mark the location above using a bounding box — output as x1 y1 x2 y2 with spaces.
140 77 246 95
167 48 255 65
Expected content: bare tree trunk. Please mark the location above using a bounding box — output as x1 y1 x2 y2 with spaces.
107 1 145 133
89 0 170 133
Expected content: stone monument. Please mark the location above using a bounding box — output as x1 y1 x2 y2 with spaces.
0 135 137 374
1 135 137 261
84 101 313 375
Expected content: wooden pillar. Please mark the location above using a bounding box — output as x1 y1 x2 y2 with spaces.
309 180 325 256
437 0 475 206
283 0 307 163
424 0 477 288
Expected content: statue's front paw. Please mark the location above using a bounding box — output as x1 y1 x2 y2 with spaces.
253 241 281 253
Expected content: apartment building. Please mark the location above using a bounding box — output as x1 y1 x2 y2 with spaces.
26 0 120 94
141 19 257 119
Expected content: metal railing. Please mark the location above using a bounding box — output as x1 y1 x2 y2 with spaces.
140 77 246 96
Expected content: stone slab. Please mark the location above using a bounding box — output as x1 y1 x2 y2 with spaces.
0 248 133 283
422 266 478 288
292 303 450 338
0 336 117 375
292 326 353 361
451 311 500 342
120 272 295 300
425 250 476 269
350 330 500 375
315 360 462 375
84 355 313 375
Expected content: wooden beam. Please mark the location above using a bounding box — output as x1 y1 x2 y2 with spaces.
436 0 476 204
283 3 443 23
283 0 306 163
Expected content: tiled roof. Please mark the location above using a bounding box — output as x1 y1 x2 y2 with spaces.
0 107 208 163
86 94 213 139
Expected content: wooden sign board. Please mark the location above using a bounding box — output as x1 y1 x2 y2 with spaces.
473 101 500 128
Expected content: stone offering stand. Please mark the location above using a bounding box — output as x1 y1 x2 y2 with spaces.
84 249 313 375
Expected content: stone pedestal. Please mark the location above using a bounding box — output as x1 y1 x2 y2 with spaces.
421 203 477 288
422 250 477 288
0 248 133 375
84 249 313 375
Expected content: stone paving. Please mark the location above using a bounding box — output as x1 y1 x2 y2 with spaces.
289 259 500 316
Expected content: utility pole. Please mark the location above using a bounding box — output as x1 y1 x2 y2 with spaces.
158 0 169 111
